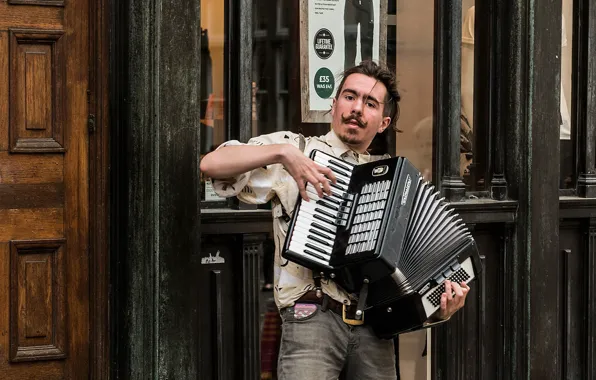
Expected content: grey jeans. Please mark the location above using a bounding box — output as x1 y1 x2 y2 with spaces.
277 303 396 380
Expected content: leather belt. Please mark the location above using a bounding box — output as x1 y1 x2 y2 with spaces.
294 291 364 326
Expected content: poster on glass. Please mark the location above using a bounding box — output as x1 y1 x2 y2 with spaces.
300 0 387 123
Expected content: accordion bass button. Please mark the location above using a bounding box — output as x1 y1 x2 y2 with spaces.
451 262 462 271
387 307 392 313
443 268 454 279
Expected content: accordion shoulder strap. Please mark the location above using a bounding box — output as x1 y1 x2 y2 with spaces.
298 133 306 153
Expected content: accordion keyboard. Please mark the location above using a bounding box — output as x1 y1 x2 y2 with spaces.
286 152 355 268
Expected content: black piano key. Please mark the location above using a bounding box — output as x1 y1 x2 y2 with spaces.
327 165 350 179
308 228 333 242
328 158 352 172
304 249 330 262
308 234 332 247
312 222 335 235
314 213 336 226
305 242 330 256
330 182 346 192
314 207 338 220
317 199 339 211
335 177 349 186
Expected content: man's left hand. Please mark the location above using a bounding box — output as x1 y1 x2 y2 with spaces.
436 280 470 320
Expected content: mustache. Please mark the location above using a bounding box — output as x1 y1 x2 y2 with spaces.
341 114 367 128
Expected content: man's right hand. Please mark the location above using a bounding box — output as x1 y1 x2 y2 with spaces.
279 144 337 201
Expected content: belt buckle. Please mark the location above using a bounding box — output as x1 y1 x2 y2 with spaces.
342 304 364 326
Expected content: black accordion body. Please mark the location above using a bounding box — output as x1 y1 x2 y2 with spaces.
282 149 482 337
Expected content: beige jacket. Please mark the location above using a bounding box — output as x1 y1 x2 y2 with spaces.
212 129 387 309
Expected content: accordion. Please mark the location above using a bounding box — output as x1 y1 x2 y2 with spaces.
282 149 482 337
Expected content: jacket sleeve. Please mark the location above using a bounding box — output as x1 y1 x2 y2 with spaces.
210 132 299 205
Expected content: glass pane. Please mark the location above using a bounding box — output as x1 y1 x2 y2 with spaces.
254 41 270 91
277 44 289 92
395 0 435 184
251 1 289 137
277 0 289 31
255 0 268 32
461 1 475 187
560 0 573 189
200 0 227 202
256 93 269 130
394 1 437 377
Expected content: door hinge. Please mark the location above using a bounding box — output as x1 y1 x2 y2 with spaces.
88 114 96 134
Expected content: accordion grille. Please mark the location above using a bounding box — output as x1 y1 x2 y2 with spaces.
425 267 472 307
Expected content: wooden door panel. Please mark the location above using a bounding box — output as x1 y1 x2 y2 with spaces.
10 239 66 362
0 0 90 377
0 5 62 30
9 28 66 152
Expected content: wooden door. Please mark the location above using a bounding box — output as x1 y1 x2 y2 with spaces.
0 0 90 378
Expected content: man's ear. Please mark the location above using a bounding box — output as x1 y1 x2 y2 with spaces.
331 98 337 115
378 116 391 133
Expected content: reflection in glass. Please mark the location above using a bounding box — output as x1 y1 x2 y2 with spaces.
252 0 290 137
395 0 435 183
393 1 440 378
461 3 475 183
200 0 227 202
560 0 573 189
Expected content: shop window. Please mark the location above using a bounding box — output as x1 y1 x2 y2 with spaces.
252 0 291 137
199 0 228 203
394 1 475 186
394 0 437 183
560 0 573 190
461 3 475 186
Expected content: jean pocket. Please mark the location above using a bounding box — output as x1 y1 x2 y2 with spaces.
282 303 319 323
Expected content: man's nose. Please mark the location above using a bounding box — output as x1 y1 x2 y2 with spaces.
351 98 363 114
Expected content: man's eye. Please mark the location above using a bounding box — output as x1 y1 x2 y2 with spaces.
345 95 354 100
367 102 377 108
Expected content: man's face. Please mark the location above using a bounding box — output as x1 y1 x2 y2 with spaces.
331 73 392 153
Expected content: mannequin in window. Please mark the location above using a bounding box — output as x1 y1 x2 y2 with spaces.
344 0 375 69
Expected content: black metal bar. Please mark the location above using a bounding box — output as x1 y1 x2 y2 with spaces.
433 0 466 201
242 234 263 380
211 270 225 380
587 219 596 379
227 0 253 143
467 1 490 192
573 0 596 197
490 0 508 199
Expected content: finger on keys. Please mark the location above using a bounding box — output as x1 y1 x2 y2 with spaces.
320 174 333 196
452 282 464 307
452 282 463 298
308 175 324 198
298 180 310 202
440 293 447 312
444 280 452 300
462 281 470 293
320 166 337 184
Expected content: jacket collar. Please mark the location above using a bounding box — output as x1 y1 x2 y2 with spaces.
324 129 371 164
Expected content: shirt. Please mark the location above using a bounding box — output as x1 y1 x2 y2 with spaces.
212 129 388 309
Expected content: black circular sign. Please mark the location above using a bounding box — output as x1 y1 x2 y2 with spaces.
313 29 335 59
